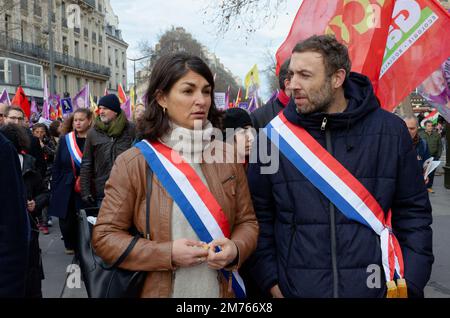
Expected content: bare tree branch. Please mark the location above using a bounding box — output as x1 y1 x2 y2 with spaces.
203 0 287 38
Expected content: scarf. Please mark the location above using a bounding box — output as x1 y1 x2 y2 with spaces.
95 111 128 138
160 121 214 163
277 89 291 107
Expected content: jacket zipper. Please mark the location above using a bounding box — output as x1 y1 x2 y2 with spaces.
222 175 236 184
322 117 339 298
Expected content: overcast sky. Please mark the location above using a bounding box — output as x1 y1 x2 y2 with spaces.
109 0 303 99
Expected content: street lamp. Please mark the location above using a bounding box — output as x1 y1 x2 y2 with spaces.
127 54 153 93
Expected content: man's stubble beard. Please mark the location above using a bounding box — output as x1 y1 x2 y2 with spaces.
296 79 334 115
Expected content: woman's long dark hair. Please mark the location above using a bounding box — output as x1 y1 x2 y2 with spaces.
138 53 223 141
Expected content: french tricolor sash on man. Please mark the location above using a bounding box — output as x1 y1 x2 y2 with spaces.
266 113 407 298
65 131 83 167
135 140 246 298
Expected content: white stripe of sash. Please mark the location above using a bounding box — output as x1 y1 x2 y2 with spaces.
270 116 384 234
144 140 226 240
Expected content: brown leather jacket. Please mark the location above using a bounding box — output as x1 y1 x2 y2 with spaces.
92 144 258 298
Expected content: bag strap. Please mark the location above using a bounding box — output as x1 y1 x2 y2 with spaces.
107 165 153 268
145 165 152 240
69 155 77 178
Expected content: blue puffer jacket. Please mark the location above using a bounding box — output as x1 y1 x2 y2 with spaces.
247 72 433 298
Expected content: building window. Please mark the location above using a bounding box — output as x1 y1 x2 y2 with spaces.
63 75 68 93
62 36 68 54
99 49 102 64
84 44 88 60
33 0 41 17
74 40 79 58
25 64 41 88
0 59 5 83
21 0 28 12
5 14 11 38
92 48 95 63
76 78 81 91
9 61 25 86
34 26 41 46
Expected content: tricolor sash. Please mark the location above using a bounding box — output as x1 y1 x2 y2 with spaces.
135 140 246 298
266 113 407 298
65 131 83 167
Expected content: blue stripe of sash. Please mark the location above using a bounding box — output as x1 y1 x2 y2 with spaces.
135 141 246 298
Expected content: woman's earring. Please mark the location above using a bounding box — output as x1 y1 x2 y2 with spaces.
163 107 166 115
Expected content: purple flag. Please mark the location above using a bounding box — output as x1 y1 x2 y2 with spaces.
265 90 279 104
72 84 90 110
0 88 11 105
121 97 131 120
418 57 450 123
248 95 257 113
30 98 38 115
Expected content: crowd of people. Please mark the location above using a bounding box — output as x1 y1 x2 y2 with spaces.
0 34 445 299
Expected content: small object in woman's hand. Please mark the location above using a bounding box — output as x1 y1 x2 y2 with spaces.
201 243 210 250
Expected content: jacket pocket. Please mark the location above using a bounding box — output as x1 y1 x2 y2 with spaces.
221 174 237 225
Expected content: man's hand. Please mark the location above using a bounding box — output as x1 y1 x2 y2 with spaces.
206 238 238 270
82 195 96 206
270 284 284 298
171 239 210 268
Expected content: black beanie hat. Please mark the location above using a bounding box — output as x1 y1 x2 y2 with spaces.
98 94 121 114
223 107 253 131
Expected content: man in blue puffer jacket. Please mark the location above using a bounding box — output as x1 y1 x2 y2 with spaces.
247 35 433 298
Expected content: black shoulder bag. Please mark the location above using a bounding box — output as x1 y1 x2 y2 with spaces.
77 167 153 298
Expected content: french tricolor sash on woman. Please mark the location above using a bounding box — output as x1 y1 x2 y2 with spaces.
65 131 83 167
266 113 407 298
135 140 246 298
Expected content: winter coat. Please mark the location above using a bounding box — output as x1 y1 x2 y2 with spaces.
250 97 285 130
92 142 258 297
0 132 29 298
80 118 135 201
48 134 83 219
247 72 433 298
21 154 48 298
419 130 442 159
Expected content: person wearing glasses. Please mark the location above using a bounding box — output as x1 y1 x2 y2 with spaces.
4 106 46 180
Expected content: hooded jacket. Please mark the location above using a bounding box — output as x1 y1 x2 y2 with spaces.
247 72 433 298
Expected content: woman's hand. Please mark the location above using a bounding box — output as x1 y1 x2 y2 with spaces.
171 238 209 268
206 238 238 270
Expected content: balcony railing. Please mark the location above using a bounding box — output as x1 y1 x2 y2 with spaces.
0 34 111 77
82 0 96 8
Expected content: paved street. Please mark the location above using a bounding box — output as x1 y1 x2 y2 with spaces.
40 175 450 298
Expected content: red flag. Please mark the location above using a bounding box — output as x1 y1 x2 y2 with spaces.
276 0 395 78
118 84 127 104
377 0 450 111
276 0 450 111
11 86 31 119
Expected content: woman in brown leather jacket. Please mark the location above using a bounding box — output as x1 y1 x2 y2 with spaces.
92 53 258 298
